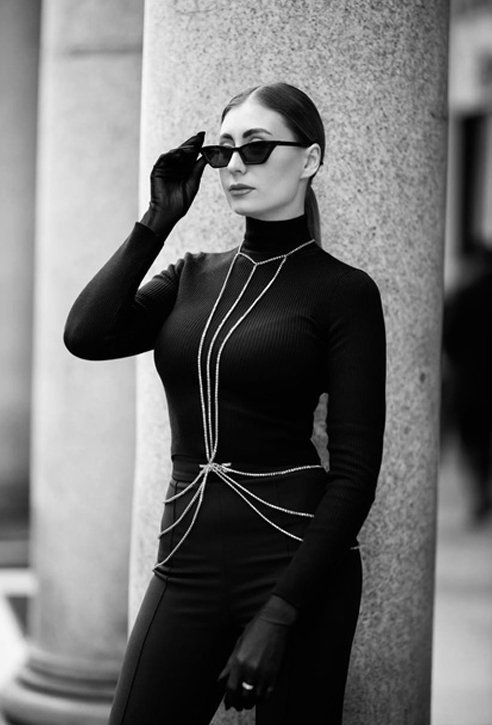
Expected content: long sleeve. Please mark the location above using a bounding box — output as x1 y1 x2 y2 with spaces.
64 222 183 360
272 269 386 610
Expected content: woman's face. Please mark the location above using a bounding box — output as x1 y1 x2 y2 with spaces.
218 97 319 221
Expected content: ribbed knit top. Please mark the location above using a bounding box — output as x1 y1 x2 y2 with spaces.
64 214 386 608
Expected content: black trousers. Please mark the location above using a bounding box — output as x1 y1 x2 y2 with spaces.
108 468 362 725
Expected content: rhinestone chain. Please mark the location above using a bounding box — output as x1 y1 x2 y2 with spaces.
155 240 327 567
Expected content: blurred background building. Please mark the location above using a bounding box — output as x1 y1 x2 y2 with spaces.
447 0 492 287
0 1 490 724
443 0 492 526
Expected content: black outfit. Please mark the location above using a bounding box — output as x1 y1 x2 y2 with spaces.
64 214 386 724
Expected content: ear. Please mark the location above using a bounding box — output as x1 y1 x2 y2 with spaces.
300 143 322 180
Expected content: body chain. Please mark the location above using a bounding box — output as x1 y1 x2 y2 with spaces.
156 240 327 566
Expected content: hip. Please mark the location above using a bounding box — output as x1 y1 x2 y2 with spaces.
154 466 356 577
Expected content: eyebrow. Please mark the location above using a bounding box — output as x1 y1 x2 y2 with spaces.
219 127 273 142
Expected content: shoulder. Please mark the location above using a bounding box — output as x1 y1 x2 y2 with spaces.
305 245 382 303
301 247 385 341
159 247 236 280
176 247 236 270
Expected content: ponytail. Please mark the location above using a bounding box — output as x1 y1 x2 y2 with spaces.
305 184 321 245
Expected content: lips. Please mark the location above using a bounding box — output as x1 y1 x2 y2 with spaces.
229 184 254 198
229 184 254 191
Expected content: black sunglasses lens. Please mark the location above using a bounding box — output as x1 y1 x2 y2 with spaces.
202 142 276 167
242 142 272 164
201 147 229 168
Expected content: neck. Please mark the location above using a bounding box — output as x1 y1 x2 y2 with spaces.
241 214 312 257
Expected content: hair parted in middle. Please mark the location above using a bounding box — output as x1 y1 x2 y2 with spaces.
221 82 325 243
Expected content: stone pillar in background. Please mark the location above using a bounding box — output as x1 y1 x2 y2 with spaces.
0 1 144 723
0 0 41 566
132 2 449 724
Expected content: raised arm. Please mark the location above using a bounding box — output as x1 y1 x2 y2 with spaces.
63 132 207 361
64 224 183 360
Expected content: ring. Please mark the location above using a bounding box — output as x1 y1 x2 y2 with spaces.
241 681 254 692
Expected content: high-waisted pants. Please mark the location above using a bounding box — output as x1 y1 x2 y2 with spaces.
108 466 363 725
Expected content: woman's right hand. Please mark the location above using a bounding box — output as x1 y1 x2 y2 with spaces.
140 131 207 238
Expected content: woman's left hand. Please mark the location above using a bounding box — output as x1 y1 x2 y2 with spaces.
218 596 297 711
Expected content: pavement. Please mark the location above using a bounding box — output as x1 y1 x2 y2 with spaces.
432 444 492 725
0 444 490 724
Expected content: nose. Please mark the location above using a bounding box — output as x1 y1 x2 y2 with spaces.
227 149 246 173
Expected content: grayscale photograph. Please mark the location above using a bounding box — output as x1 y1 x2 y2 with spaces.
0 1 490 724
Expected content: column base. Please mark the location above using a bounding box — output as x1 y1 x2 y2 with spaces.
0 648 118 725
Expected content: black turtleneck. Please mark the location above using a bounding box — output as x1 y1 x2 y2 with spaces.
64 216 386 609
242 214 312 257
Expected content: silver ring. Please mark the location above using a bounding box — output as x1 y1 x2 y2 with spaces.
241 681 254 692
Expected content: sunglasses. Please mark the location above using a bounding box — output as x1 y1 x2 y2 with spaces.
200 140 311 168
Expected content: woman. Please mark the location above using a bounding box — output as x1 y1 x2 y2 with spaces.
64 82 386 724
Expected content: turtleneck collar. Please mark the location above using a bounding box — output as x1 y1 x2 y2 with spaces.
241 214 312 258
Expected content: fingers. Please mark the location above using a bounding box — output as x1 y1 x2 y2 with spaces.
222 666 265 712
178 130 205 150
237 683 256 712
154 131 205 166
222 658 247 711
151 131 206 181
223 660 242 710
188 155 207 184
151 150 194 178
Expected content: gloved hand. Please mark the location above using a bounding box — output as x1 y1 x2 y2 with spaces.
218 595 298 712
140 131 207 239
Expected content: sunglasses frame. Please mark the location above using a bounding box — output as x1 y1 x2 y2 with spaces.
200 140 311 168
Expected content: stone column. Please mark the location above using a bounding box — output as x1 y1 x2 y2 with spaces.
0 1 144 724
132 2 449 723
0 0 41 566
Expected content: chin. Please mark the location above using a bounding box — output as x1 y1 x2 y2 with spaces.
228 198 266 218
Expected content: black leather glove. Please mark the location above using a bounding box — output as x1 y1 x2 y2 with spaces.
140 131 207 239
218 595 298 712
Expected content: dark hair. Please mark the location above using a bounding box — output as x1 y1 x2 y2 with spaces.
221 82 325 243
